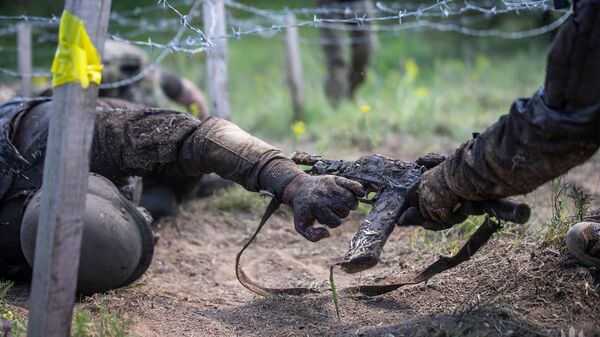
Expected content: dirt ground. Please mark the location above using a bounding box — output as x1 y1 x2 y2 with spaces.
5 142 600 337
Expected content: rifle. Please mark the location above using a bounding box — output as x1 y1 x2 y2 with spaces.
291 152 531 274
235 152 531 297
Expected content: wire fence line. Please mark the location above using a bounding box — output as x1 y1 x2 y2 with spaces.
0 0 569 87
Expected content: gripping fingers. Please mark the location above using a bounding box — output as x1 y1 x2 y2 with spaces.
329 201 351 219
294 218 331 242
315 207 342 228
334 176 365 197
332 185 359 210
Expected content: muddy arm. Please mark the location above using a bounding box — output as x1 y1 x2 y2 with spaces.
443 90 600 201
91 108 303 199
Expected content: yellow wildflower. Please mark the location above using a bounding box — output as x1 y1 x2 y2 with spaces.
404 58 419 83
414 87 430 98
360 104 371 114
3 310 14 321
188 103 201 118
291 120 306 137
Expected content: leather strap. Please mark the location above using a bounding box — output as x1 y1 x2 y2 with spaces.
235 198 502 297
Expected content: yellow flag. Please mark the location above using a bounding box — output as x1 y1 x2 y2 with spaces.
51 10 103 88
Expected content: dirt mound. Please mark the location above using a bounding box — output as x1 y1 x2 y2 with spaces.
89 196 600 336
4 183 600 336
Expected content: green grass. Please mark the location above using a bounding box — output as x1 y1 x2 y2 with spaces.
203 185 268 214
542 178 592 247
0 281 26 337
0 281 129 337
72 304 130 337
161 29 548 157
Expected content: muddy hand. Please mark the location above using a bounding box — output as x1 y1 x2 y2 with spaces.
282 174 365 242
413 162 467 230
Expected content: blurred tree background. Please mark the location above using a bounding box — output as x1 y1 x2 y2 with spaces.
0 0 565 156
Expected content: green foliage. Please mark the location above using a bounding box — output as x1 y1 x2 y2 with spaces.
417 216 487 256
0 282 26 337
158 28 549 157
72 304 130 337
0 282 12 302
543 178 592 247
328 266 341 323
205 185 268 214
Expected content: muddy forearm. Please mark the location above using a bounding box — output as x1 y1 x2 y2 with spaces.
444 89 600 201
91 110 302 199
178 117 303 199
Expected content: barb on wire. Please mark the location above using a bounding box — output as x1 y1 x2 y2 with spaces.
100 0 205 89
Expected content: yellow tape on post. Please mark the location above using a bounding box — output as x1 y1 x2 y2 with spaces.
51 10 102 89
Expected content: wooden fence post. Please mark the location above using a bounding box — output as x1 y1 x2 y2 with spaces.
284 14 305 121
17 22 32 97
203 0 231 120
27 1 112 336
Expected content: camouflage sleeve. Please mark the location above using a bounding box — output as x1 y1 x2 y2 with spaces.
443 89 600 201
442 0 600 201
91 108 303 199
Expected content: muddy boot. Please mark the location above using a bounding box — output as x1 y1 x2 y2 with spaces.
566 222 600 268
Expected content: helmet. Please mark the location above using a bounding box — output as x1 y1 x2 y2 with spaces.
20 174 154 295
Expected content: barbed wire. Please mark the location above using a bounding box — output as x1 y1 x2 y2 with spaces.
0 67 51 78
99 0 204 89
0 0 569 86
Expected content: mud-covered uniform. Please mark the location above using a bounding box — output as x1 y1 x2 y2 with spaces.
0 97 304 294
100 40 211 218
416 0 600 229
316 0 374 105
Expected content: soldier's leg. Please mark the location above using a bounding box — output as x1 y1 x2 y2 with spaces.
0 198 32 281
20 173 154 295
317 0 349 106
348 0 374 97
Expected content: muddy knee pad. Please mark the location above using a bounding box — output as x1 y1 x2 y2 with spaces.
20 174 154 295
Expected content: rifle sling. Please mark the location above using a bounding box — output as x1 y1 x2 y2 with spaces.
235 198 502 297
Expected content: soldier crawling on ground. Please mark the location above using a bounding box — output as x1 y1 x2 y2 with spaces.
44 40 216 219
0 96 365 295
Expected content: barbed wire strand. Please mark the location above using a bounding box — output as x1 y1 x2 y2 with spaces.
0 0 569 86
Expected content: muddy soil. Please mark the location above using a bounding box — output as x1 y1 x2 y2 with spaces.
5 146 600 337
96 192 600 337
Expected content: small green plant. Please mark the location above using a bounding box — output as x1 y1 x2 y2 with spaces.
0 281 27 337
290 120 306 152
0 282 12 302
413 216 487 256
328 266 341 323
543 178 591 246
72 303 130 337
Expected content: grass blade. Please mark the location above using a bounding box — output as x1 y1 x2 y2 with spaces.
329 265 341 322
